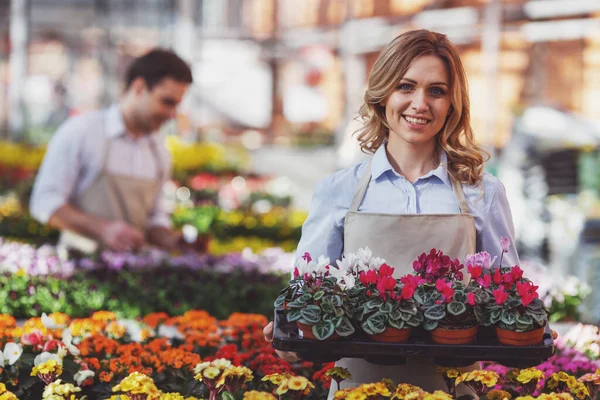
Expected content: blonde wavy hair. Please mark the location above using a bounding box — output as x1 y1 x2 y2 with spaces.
355 29 489 185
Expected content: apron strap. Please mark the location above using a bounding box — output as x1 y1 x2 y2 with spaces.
349 160 373 212
348 157 471 214
448 173 471 214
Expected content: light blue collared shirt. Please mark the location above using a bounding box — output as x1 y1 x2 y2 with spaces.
30 104 173 228
296 144 520 268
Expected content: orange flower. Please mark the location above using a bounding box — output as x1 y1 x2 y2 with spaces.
143 312 170 329
99 371 114 383
91 311 117 325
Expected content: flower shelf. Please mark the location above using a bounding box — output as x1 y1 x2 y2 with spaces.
271 309 555 369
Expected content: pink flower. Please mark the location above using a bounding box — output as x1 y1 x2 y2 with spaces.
468 265 483 279
360 270 378 285
293 267 300 278
510 266 524 282
477 274 491 288
435 279 455 303
516 281 539 306
493 288 509 305
21 330 45 350
377 276 396 295
465 251 497 269
379 263 395 277
466 292 476 306
401 284 416 300
302 252 312 262
43 339 61 352
493 269 504 285
500 237 511 253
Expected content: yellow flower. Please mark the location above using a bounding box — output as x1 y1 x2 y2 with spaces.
42 379 82 399
261 373 290 385
106 321 126 339
424 391 454 400
515 396 536 400
487 389 512 400
334 389 352 399
570 382 590 399
106 396 131 400
516 368 544 385
287 376 309 391
0 392 18 400
112 372 160 399
242 391 276 400
0 383 6 393
31 359 64 377
160 393 191 400
210 358 232 371
216 366 253 388
392 383 425 400
274 381 289 396
326 366 353 380
481 371 500 387
347 390 367 400
456 373 470 385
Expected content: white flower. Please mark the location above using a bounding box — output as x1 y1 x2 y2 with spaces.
194 361 210 374
0 349 4 367
157 324 184 340
4 342 22 365
62 328 80 356
34 352 63 366
57 345 68 359
211 358 232 370
342 273 356 290
41 313 66 330
74 369 95 385
295 254 331 277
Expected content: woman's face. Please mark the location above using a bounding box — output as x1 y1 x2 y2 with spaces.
382 54 453 149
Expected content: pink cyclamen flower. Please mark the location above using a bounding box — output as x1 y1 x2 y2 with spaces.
500 237 510 253
466 292 477 306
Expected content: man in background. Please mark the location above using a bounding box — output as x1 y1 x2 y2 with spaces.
30 49 193 254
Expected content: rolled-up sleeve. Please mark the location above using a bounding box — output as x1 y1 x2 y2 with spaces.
295 176 344 268
478 181 520 268
147 142 173 229
29 121 81 224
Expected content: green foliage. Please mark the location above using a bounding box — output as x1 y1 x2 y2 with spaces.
0 267 287 319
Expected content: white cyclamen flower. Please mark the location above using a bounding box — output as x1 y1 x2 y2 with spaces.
34 351 63 366
3 342 22 365
41 313 66 330
62 328 80 356
74 369 95 385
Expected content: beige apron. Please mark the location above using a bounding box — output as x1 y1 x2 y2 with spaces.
328 160 477 399
59 114 163 254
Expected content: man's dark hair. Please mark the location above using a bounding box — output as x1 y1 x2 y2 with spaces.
125 49 193 90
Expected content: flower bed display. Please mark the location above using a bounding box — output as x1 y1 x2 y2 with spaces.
0 239 292 319
0 310 599 400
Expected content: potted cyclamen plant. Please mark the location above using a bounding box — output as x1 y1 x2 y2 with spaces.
473 238 548 346
274 253 355 341
412 249 483 344
348 263 424 342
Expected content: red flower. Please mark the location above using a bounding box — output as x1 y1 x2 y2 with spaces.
466 292 476 306
477 275 491 288
468 265 483 279
401 284 416 300
493 288 509 305
360 270 378 285
516 281 539 306
492 269 504 285
379 263 395 277
510 266 524 282
435 279 455 303
376 276 396 295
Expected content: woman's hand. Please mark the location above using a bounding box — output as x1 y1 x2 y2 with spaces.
263 322 300 363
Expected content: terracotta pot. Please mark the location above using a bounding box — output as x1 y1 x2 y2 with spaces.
431 326 478 344
297 322 339 341
496 325 545 346
369 327 411 343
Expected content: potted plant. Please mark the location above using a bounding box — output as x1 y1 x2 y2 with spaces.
471 239 548 346
348 263 424 342
274 253 355 341
411 249 481 344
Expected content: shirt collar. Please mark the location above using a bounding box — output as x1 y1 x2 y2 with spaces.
105 104 127 138
371 143 452 188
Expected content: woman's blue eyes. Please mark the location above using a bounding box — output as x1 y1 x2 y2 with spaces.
397 84 445 96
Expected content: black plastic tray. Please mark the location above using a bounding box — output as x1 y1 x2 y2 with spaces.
272 309 555 368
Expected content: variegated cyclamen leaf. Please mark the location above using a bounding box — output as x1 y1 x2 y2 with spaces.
313 321 336 340
389 318 407 330
452 291 467 303
366 313 387 334
500 310 517 326
320 301 335 315
286 308 302 322
313 291 325 301
299 294 312 303
379 302 393 314
300 306 321 324
336 318 355 337
398 302 417 315
516 314 533 325
423 319 439 331
424 304 446 321
447 301 467 316
390 310 403 321
274 295 286 308
331 295 342 307
407 313 423 326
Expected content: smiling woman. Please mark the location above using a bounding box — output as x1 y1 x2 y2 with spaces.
264 29 522 400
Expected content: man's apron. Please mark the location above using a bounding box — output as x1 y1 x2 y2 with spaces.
59 114 163 254
328 159 478 398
